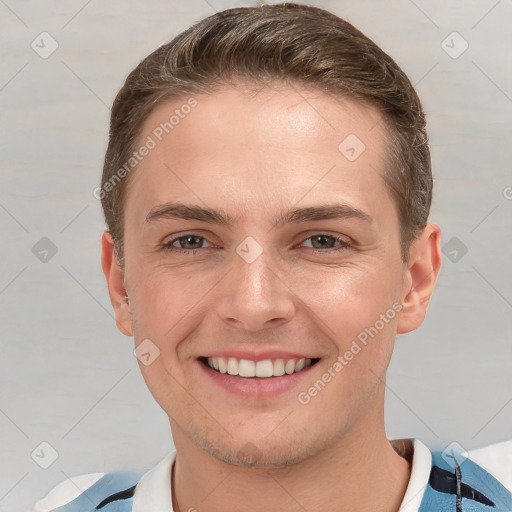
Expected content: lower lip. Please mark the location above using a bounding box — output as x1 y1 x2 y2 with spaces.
197 359 318 398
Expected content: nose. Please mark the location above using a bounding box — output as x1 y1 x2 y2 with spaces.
215 244 296 331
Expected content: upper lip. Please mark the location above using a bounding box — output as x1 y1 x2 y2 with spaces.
199 350 320 361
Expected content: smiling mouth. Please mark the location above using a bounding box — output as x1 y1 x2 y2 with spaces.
199 356 321 378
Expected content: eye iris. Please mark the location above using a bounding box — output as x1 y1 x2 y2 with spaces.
180 235 202 249
312 235 334 249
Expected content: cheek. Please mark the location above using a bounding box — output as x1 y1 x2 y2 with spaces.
293 265 402 403
126 266 221 370
290 264 402 338
130 266 201 321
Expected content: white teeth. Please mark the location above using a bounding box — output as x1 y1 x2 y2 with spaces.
227 357 238 375
273 359 285 376
285 359 296 374
255 359 273 378
205 356 314 377
218 358 227 374
238 359 255 377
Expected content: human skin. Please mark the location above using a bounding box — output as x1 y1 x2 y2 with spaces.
102 82 442 512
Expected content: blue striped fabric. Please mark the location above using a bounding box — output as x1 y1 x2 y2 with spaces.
52 470 144 512
418 450 512 511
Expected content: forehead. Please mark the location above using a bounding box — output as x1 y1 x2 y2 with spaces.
125 83 394 229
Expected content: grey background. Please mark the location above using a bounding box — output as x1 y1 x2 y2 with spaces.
1 0 511 510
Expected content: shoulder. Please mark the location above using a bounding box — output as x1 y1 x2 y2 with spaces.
419 440 512 512
33 469 145 512
467 439 512 490
33 473 104 512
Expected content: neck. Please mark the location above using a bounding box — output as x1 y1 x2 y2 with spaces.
170 397 411 512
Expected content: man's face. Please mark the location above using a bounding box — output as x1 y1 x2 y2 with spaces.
109 83 419 466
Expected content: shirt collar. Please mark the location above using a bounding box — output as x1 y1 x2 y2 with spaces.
132 450 176 511
398 439 432 512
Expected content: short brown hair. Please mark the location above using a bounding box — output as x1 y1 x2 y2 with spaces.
101 3 432 265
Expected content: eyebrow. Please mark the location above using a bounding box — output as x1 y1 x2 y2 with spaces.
145 202 374 228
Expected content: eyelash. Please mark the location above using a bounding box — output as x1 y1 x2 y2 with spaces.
162 233 351 255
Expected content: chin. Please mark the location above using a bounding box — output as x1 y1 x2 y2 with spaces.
193 426 332 469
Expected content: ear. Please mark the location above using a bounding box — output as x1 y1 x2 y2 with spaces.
101 230 133 336
397 223 442 334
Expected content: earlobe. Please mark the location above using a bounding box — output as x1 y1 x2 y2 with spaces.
101 231 133 337
397 223 442 335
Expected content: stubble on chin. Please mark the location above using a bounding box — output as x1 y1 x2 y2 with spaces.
186 422 332 469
